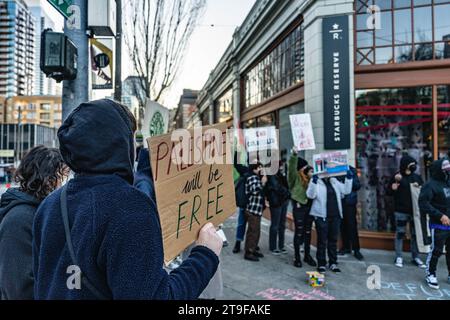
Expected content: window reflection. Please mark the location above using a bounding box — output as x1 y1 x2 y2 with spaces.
356 1 450 65
244 23 304 108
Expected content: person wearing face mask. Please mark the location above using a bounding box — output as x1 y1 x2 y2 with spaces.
288 148 317 268
387 154 425 269
419 158 450 290
306 169 353 273
244 161 267 262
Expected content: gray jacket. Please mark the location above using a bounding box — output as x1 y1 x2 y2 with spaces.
306 177 352 220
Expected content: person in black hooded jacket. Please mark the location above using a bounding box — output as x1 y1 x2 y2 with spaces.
419 158 450 290
387 154 425 269
33 99 222 300
0 146 68 300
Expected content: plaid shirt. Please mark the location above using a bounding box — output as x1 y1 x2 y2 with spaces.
245 174 264 216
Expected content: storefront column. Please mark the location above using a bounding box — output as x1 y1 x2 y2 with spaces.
232 64 241 129
208 95 215 125
433 85 438 160
302 0 355 166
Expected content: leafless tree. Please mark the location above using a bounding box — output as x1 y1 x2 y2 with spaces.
124 0 206 112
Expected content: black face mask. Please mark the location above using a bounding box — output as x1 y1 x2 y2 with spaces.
409 165 417 173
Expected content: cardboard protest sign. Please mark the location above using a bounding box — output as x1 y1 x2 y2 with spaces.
289 114 316 151
244 126 278 153
148 123 236 265
313 151 349 178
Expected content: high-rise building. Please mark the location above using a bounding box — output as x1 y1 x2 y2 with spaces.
0 0 35 97
26 0 56 95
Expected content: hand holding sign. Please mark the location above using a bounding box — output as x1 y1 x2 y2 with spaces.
196 223 223 256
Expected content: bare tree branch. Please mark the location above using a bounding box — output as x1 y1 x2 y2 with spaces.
124 0 206 115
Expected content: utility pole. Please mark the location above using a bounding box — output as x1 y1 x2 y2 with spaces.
62 0 89 121
114 0 122 102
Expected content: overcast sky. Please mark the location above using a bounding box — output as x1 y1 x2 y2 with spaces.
36 0 256 109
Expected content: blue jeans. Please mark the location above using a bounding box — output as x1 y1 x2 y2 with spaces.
394 212 419 260
236 207 246 242
269 202 288 251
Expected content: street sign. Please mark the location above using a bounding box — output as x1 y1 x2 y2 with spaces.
47 0 73 19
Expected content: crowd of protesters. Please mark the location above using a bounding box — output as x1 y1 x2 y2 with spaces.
232 147 450 290
0 98 449 300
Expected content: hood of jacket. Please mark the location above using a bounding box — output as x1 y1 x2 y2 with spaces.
400 155 417 174
0 188 40 223
430 159 447 182
58 99 135 184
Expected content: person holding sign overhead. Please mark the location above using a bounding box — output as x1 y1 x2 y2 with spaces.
33 100 222 300
306 169 353 274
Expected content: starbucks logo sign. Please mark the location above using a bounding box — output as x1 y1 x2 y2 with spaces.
150 111 165 137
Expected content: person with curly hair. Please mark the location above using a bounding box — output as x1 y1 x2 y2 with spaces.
0 146 68 300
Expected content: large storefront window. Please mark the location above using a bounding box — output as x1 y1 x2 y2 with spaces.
215 89 233 123
279 103 305 163
244 22 304 108
355 0 450 65
438 85 450 158
356 87 433 231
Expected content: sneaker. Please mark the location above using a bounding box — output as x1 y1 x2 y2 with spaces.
244 254 259 262
338 249 351 256
253 251 264 258
318 266 327 274
412 258 427 269
279 248 288 255
354 251 364 261
395 257 403 268
426 273 439 290
293 259 302 268
329 264 341 273
232 241 241 254
304 255 317 267
270 249 281 256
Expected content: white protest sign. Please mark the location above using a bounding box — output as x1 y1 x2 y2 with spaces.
244 126 278 153
289 114 316 151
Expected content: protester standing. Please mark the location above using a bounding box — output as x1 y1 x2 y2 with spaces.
306 171 353 273
264 162 290 255
0 146 68 300
33 100 222 300
233 152 250 254
287 149 316 268
419 158 450 290
387 154 426 269
337 166 364 261
244 161 267 262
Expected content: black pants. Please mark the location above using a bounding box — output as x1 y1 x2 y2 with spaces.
426 228 450 275
269 201 288 251
244 212 261 254
341 203 360 252
292 201 314 260
315 216 341 267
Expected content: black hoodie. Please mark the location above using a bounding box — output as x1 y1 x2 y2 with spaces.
419 159 450 228
33 99 219 300
387 155 423 215
0 188 40 300
58 99 135 184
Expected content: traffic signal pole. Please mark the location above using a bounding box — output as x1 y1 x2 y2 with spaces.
62 0 89 121
114 0 122 102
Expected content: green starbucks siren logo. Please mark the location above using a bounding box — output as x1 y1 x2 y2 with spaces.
150 111 165 137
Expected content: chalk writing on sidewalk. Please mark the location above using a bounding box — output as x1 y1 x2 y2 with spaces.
256 288 336 301
381 281 450 300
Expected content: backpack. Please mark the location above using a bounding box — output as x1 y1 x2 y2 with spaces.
235 173 250 209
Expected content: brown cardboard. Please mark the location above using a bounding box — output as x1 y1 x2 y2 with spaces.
148 123 236 265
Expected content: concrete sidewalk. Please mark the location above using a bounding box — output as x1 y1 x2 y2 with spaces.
219 213 450 300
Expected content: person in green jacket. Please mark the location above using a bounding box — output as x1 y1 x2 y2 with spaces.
288 147 317 268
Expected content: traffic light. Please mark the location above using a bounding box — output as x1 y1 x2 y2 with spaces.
40 29 78 82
